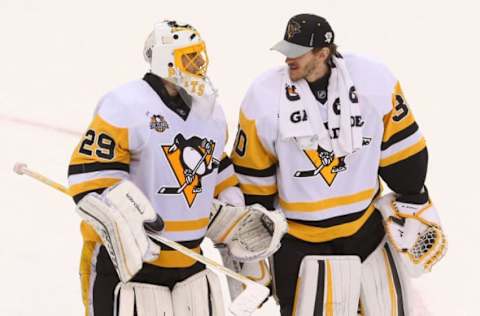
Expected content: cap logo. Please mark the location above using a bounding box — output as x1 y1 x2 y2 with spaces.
286 20 301 40
324 32 333 43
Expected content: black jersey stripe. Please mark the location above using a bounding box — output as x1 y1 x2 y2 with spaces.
245 193 276 210
288 188 380 227
218 156 233 173
151 237 204 251
234 164 276 177
379 148 428 195
381 122 419 151
68 162 130 176
289 209 368 228
72 188 108 204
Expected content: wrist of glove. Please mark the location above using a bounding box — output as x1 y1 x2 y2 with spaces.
375 190 447 277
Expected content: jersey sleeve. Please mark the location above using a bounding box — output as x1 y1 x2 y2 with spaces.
214 152 239 197
67 95 131 203
379 81 428 195
231 100 278 209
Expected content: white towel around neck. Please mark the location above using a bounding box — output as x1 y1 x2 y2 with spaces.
279 55 363 157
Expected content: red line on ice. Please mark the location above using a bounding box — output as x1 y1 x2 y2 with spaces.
0 115 82 137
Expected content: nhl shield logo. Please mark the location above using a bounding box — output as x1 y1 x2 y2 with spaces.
150 114 169 133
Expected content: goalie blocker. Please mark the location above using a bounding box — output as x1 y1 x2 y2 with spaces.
76 180 164 283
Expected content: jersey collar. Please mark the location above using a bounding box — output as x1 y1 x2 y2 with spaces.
143 73 191 121
307 70 331 105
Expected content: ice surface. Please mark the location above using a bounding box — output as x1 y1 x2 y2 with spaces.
1 1 479 315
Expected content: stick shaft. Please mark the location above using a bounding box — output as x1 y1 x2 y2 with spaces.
20 166 70 194
14 163 257 286
149 234 253 284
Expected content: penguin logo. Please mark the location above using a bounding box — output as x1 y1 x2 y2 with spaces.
285 84 300 101
159 134 219 207
286 20 301 40
294 146 347 186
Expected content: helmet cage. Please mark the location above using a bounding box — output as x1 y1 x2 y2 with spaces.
173 41 209 79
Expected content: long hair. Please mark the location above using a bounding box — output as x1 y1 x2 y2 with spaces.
312 43 338 64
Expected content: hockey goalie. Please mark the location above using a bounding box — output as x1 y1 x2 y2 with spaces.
67 20 287 316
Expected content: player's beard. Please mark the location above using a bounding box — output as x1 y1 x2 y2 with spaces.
288 58 318 82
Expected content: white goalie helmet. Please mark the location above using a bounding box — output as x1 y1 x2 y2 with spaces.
143 20 217 117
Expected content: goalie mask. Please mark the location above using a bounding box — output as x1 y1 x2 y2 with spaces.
143 20 217 118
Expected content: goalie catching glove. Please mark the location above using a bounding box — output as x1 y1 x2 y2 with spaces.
76 180 164 283
207 200 287 262
375 190 447 277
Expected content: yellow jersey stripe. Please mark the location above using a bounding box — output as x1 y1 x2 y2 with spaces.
164 218 210 232
80 223 201 269
69 177 121 197
214 175 239 197
383 82 416 143
81 217 211 243
280 188 375 212
231 110 277 170
380 137 426 167
70 114 130 166
240 183 277 196
287 203 376 242
383 109 416 143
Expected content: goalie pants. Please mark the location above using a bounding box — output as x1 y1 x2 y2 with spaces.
272 209 407 316
80 243 206 316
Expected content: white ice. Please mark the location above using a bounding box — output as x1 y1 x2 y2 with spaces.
1 1 479 315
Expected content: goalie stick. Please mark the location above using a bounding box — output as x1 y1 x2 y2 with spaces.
13 162 270 316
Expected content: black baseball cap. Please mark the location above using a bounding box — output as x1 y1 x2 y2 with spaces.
271 14 334 58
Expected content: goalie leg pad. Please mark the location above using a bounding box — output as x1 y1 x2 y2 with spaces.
172 269 225 316
360 239 412 316
292 255 361 316
114 282 173 316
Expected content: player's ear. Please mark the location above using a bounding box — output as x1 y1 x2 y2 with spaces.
313 47 330 61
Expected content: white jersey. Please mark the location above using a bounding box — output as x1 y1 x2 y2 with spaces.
231 54 428 243
68 73 238 268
